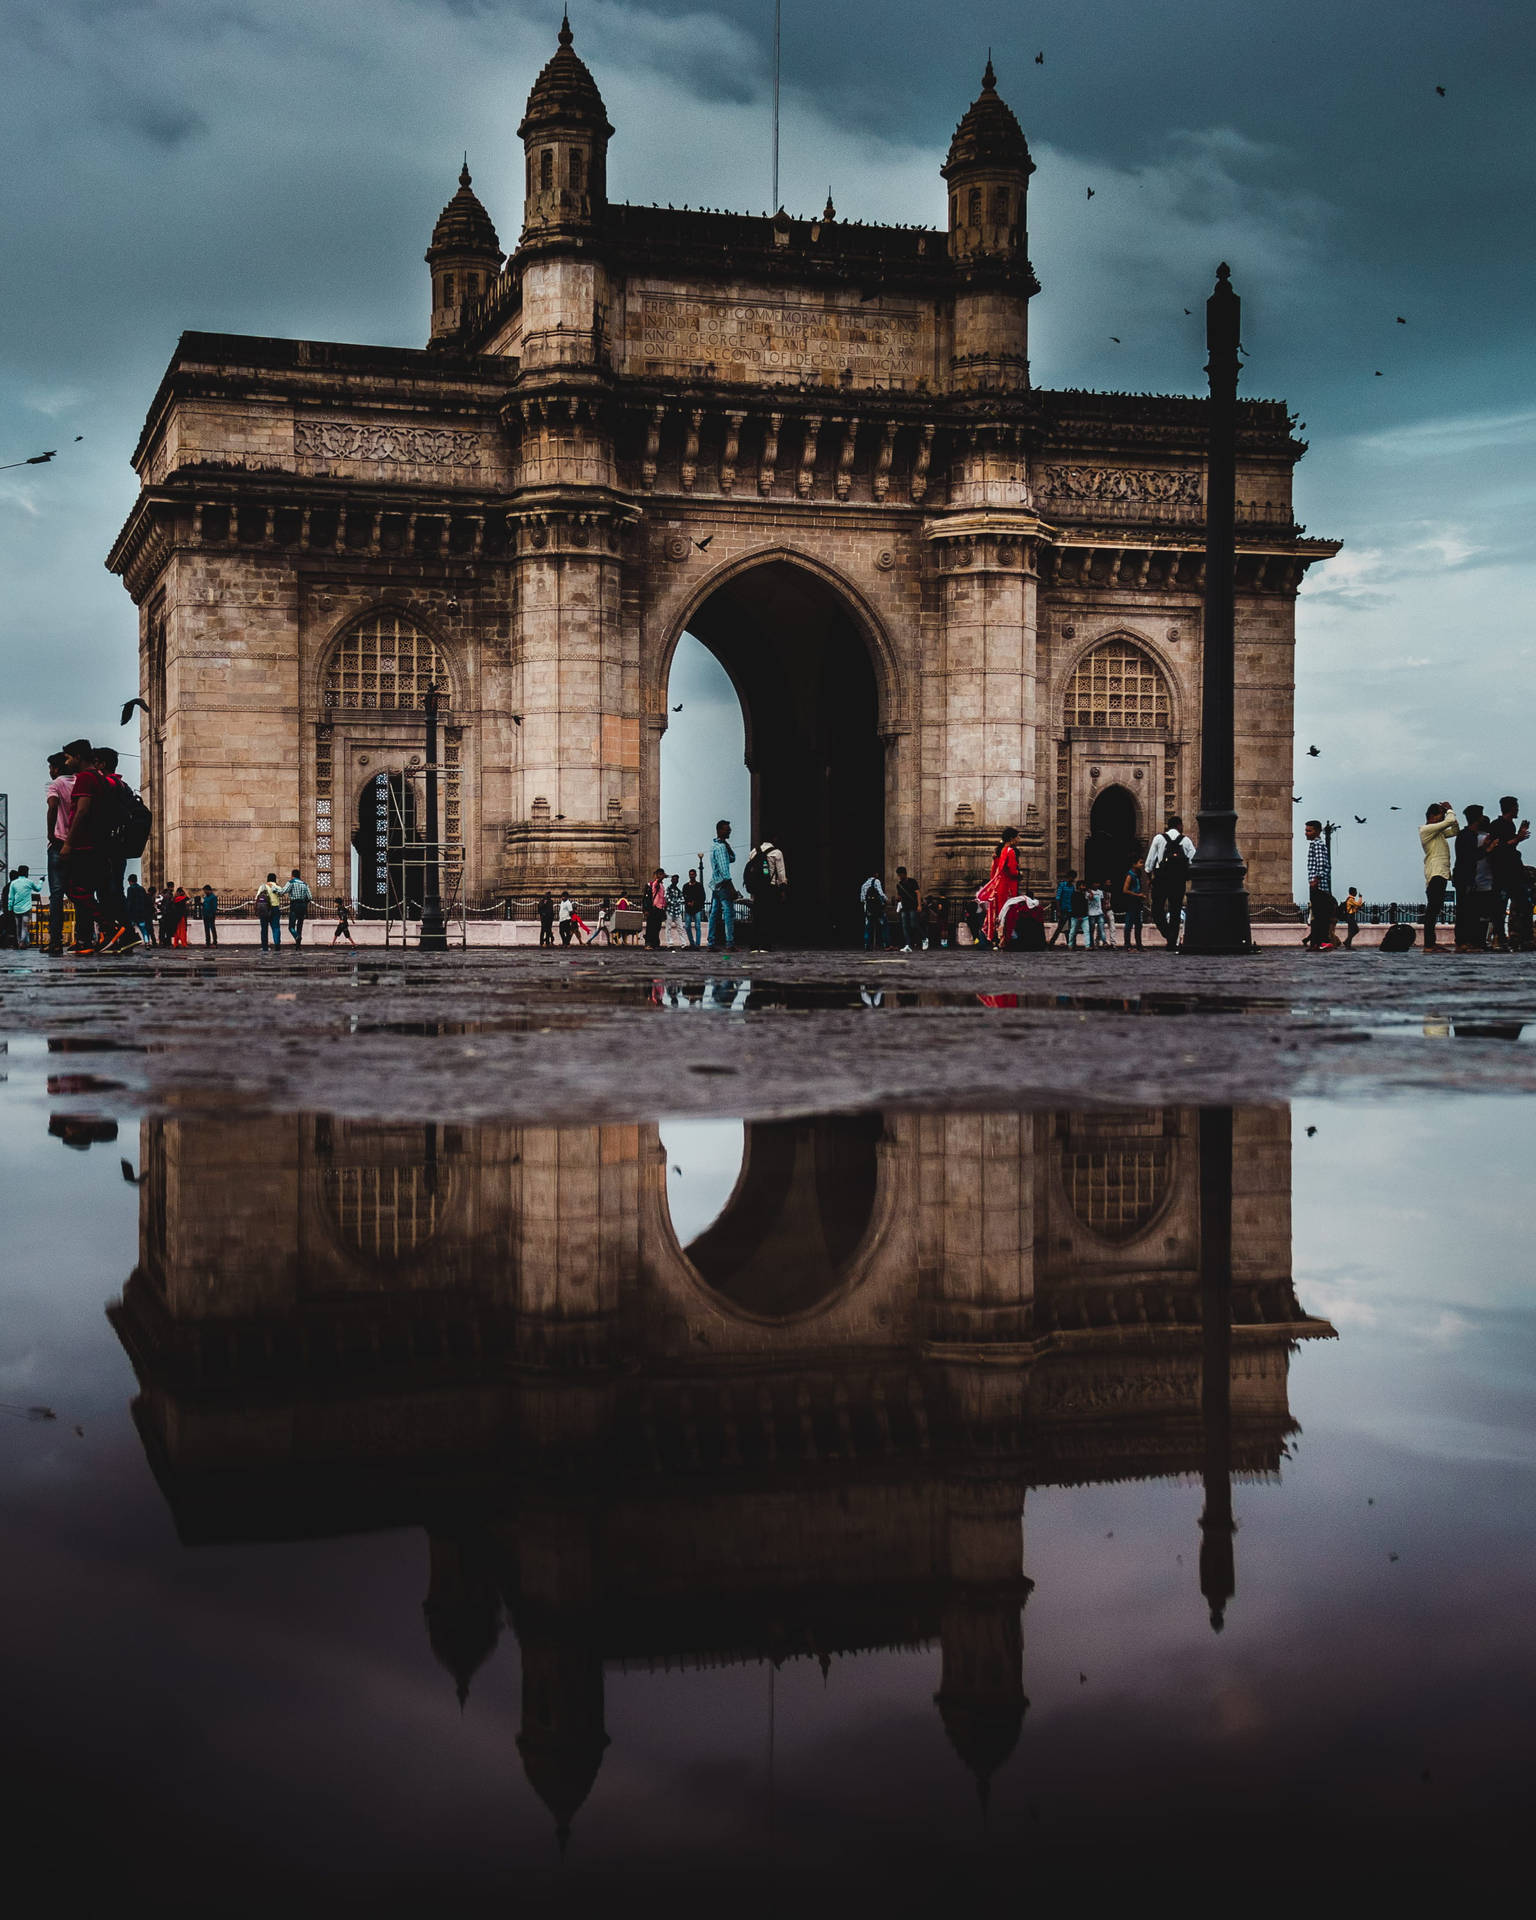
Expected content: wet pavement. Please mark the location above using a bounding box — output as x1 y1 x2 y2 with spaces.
2 947 1534 1905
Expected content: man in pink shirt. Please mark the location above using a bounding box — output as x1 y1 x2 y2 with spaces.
44 751 75 956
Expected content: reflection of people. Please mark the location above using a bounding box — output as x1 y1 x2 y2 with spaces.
48 1114 119 1149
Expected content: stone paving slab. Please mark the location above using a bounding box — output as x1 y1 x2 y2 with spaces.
4 944 1534 1124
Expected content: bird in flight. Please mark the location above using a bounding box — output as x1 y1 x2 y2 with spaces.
1375 370 1383 376
672 703 683 712
1035 51 1044 65
691 535 713 551
1086 187 1095 199
1307 745 1321 757
1184 308 1192 315
1435 84 1446 97
1389 805 1402 810
1396 315 1407 324
1292 794 1303 803
120 696 150 726
1110 336 1121 344
1354 814 1367 824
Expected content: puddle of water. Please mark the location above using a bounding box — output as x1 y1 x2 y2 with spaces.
1 1047 1533 1895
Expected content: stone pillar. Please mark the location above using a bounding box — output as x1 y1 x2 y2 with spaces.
504 392 641 899
926 439 1043 893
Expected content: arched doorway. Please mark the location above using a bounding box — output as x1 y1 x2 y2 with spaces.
665 561 885 944
1085 784 1139 894
353 771 422 917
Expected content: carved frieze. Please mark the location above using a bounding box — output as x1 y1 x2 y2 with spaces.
295 421 483 467
1037 465 1201 510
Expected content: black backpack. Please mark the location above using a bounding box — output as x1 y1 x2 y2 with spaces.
1159 835 1191 880
100 775 153 860
1380 923 1417 952
744 848 770 896
1070 885 1088 916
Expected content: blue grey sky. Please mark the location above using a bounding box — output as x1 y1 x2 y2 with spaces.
2 0 1532 896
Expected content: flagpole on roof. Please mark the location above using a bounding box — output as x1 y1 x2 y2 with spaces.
772 0 781 209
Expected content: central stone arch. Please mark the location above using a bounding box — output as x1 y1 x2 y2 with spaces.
649 549 907 943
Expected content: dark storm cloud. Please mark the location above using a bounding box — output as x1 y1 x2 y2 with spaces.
1 0 1532 894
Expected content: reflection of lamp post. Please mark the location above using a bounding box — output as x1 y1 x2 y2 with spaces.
1182 265 1252 953
1197 1106 1237 1631
420 683 447 952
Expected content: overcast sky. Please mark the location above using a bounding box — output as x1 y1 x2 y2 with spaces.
2 0 1533 896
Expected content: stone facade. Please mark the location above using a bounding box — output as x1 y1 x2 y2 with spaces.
108 23 1337 922
110 1101 1329 1830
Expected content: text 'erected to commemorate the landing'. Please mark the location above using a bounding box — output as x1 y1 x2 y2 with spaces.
635 295 923 384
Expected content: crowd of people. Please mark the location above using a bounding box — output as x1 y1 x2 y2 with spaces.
11 744 1533 961
0 738 365 956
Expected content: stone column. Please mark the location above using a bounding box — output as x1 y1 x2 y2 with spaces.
503 393 642 898
925 437 1043 892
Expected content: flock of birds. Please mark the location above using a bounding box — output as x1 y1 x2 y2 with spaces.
1292 741 1405 826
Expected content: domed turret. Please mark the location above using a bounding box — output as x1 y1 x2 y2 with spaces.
518 12 613 240
940 59 1038 390
516 1630 610 1853
425 162 503 345
941 58 1034 263
422 1534 503 1706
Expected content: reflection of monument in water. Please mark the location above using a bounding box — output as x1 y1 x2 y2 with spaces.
111 1106 1330 1838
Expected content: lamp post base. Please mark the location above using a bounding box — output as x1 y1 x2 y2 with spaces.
1181 809 1253 954
418 910 448 953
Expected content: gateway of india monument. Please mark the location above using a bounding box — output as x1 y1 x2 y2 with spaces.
108 17 1337 927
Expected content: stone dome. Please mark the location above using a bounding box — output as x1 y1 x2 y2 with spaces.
943 59 1033 177
517 14 614 140
429 164 502 259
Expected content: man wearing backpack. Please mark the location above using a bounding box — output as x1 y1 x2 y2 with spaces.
1145 816 1196 948
253 872 285 949
284 869 313 946
56 739 115 952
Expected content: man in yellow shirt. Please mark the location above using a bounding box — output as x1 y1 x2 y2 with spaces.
1419 802 1459 950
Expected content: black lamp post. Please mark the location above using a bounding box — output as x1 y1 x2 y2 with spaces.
419 682 447 952
1181 264 1252 954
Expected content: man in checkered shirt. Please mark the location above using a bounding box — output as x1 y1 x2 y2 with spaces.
1304 820 1337 949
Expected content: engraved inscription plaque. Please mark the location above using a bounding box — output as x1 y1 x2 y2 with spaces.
634 294 922 385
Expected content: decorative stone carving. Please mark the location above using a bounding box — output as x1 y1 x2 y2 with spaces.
295 421 482 466
1036 464 1200 509
759 411 782 496
681 408 703 493
835 419 858 500
910 423 934 503
797 416 822 499
665 532 690 562
874 421 897 503
875 549 896 572
720 410 745 495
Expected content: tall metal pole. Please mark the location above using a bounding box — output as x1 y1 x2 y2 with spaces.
771 0 781 209
419 682 447 951
1181 263 1252 953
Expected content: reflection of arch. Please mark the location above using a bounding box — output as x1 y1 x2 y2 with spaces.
1058 1113 1175 1246
315 1121 455 1269
684 1114 884 1317
659 552 900 940
1062 637 1170 732
323 609 451 712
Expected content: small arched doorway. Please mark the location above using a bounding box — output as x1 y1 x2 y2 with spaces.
353 771 422 917
1084 784 1139 895
663 561 884 944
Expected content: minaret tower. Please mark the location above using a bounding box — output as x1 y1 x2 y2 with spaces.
941 58 1038 392
425 162 502 346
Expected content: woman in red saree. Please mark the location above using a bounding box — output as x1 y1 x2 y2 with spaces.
977 828 1021 946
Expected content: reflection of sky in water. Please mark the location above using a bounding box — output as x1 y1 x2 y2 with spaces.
655 1116 745 1248
1 1043 1533 1894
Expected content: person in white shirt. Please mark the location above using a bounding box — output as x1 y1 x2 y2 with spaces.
1144 816 1196 948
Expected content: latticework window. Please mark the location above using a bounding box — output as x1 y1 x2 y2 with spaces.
324 612 449 712
324 1163 441 1263
1061 1140 1171 1244
1064 641 1170 731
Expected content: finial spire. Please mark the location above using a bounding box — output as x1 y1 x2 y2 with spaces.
823 187 836 221
559 7 572 47
459 154 471 187
982 50 996 90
